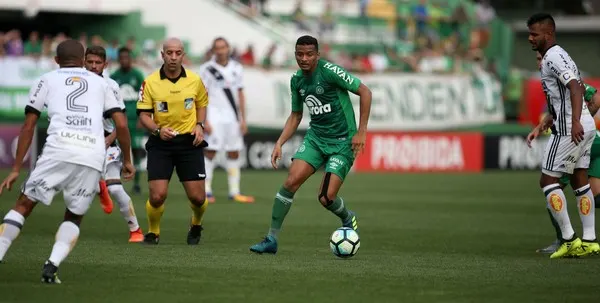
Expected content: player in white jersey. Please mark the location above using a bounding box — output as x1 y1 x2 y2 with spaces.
0 40 134 283
84 46 144 243
199 37 254 203
527 13 598 258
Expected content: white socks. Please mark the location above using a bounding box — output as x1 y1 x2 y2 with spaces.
543 184 575 240
48 221 79 267
0 210 25 261
108 184 140 232
574 184 596 241
226 158 241 196
205 157 215 194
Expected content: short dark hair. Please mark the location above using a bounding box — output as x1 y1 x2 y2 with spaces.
118 47 131 56
56 39 84 64
527 13 555 30
296 35 318 51
212 37 229 49
85 45 107 61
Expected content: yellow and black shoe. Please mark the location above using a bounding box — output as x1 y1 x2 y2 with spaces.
550 237 582 259
570 240 600 258
41 261 61 284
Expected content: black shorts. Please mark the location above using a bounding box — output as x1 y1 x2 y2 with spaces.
146 134 205 182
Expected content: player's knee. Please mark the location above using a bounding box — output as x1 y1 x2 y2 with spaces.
188 194 206 207
283 176 302 193
149 191 167 206
204 150 217 160
226 151 239 159
63 209 83 226
14 194 36 218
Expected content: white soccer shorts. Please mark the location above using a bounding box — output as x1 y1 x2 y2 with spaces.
21 156 101 215
103 145 122 180
205 121 244 151
541 130 596 177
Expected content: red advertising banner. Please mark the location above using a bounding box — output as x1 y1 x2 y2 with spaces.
354 132 483 172
520 78 600 126
0 125 31 169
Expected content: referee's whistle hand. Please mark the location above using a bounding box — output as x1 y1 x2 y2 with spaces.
160 127 177 141
192 125 205 146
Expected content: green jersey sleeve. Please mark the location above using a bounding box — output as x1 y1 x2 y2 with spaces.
322 61 361 94
584 83 597 102
290 76 303 113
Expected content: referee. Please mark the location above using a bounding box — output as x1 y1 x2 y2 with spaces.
137 37 209 245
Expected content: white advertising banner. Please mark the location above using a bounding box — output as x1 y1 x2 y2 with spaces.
0 57 504 130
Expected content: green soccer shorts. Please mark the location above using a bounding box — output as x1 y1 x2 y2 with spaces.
559 133 600 185
292 134 355 181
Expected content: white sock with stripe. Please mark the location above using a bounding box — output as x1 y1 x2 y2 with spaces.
48 221 80 267
543 184 575 240
574 184 596 241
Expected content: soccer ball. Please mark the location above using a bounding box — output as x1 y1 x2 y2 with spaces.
329 227 360 258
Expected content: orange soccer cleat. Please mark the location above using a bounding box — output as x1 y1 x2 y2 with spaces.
129 228 144 243
98 180 114 214
230 194 255 203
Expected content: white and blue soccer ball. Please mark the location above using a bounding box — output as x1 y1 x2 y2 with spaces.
329 227 360 258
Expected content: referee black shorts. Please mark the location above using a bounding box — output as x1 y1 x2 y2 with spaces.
145 134 206 182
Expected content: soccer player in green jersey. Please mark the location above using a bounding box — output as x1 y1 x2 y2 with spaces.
250 35 372 254
110 47 146 194
528 51 600 256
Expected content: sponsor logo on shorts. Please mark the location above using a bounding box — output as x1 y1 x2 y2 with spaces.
71 188 94 198
297 144 306 153
550 193 563 211
580 196 592 215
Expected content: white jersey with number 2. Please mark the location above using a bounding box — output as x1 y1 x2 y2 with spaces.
28 67 123 172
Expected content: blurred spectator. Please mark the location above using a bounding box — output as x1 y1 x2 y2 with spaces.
413 0 430 40
239 44 255 65
41 34 52 57
141 39 161 67
24 31 42 56
261 43 277 70
91 35 104 47
79 32 88 48
125 36 140 59
0 32 5 57
51 32 67 55
474 0 496 49
5 30 24 56
106 39 120 62
319 1 335 40
292 0 311 32
359 0 369 18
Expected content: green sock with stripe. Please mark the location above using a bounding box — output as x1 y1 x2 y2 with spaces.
325 197 350 222
267 186 295 240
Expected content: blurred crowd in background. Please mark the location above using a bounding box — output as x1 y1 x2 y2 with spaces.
1 0 500 76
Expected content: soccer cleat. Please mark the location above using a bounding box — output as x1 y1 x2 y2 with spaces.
142 232 159 245
41 261 61 284
550 237 582 259
129 228 144 243
98 180 114 214
132 184 141 195
570 241 600 258
207 193 216 204
536 239 560 254
249 235 278 254
230 194 255 203
342 211 359 232
187 225 203 245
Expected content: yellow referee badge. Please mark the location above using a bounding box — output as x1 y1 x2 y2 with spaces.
184 98 193 110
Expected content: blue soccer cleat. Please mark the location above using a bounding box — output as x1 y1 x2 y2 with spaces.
342 211 359 232
250 235 278 254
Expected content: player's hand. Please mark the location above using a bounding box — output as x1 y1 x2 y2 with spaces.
527 127 541 148
159 127 177 141
240 120 248 135
571 120 585 144
271 144 282 169
121 162 136 181
204 122 212 135
0 171 19 196
192 124 205 146
351 131 367 157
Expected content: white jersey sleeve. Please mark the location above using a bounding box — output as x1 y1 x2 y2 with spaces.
234 62 244 89
102 77 125 133
27 76 49 114
544 50 579 86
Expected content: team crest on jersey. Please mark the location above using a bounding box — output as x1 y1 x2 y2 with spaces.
316 86 324 94
157 102 168 112
299 89 305 96
184 98 194 110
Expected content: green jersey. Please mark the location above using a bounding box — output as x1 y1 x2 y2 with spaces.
290 59 361 142
110 68 145 119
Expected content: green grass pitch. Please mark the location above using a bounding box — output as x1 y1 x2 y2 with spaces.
0 169 599 303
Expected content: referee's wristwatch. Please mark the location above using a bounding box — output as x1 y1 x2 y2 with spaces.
152 128 160 137
196 122 205 130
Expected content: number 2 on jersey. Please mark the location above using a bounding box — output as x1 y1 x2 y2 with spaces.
65 77 89 112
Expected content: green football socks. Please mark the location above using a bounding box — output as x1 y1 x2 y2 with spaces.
325 197 350 221
267 186 295 239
